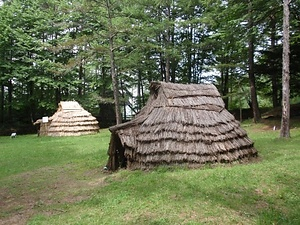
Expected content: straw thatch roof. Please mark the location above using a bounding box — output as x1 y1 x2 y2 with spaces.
35 101 99 136
107 82 258 171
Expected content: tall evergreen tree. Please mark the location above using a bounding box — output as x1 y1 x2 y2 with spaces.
247 0 261 122
280 0 290 138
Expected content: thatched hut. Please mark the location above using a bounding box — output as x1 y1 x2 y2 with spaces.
106 81 257 171
34 101 99 136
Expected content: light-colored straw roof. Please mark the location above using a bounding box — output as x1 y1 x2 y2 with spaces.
35 101 99 136
59 101 83 111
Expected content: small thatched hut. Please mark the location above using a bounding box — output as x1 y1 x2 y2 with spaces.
34 101 99 136
106 82 257 171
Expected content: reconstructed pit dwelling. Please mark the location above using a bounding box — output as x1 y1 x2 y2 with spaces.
107 81 257 170
34 101 99 136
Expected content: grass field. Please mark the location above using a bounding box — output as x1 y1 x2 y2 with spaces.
0 121 299 225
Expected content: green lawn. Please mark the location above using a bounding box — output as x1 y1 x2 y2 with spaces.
0 124 299 225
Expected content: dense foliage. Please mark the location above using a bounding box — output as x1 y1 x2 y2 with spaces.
0 0 300 133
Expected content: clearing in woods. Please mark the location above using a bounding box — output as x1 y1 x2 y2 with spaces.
0 120 299 225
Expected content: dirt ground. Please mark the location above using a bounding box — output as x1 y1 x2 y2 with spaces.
0 166 107 225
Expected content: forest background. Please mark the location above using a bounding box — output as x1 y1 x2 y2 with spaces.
0 0 300 134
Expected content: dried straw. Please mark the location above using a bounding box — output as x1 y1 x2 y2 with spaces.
35 101 99 136
107 82 257 170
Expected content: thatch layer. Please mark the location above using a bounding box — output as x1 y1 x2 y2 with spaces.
107 82 257 170
35 101 99 136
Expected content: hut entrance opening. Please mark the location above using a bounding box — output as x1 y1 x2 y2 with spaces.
107 133 127 170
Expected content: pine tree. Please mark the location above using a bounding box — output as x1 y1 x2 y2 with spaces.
280 0 290 138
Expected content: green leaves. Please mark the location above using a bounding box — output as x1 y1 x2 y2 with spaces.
1 0 300 128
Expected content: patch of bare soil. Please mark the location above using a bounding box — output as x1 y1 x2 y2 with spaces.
0 166 108 225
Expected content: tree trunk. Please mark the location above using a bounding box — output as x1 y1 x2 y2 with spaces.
8 79 13 123
159 51 165 81
187 26 193 83
110 52 121 125
248 0 261 123
280 0 290 138
55 86 61 104
221 67 229 109
120 80 126 121
106 0 121 125
28 80 35 122
0 83 4 124
164 3 172 83
78 60 83 96
270 15 279 108
165 57 170 82
137 70 142 111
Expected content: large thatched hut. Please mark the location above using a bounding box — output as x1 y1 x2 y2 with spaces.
34 101 99 136
106 82 257 171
